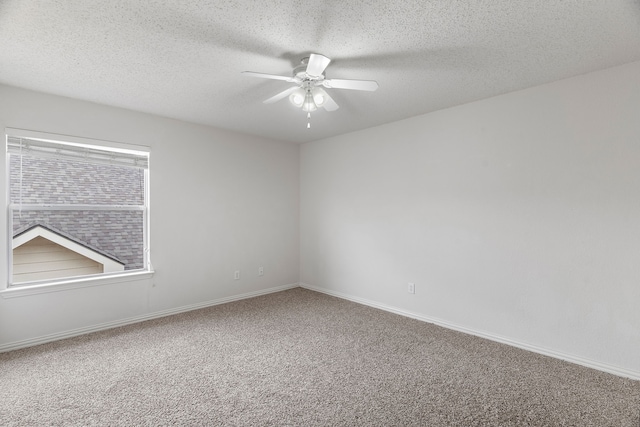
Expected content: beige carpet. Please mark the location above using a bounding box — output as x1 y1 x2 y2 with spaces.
1 288 639 426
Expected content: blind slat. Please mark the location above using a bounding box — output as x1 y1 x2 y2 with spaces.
7 136 149 169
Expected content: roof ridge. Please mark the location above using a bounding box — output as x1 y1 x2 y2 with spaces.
13 221 124 264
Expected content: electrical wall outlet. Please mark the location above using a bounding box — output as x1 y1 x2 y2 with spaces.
408 282 415 294
234 270 240 280
258 266 264 276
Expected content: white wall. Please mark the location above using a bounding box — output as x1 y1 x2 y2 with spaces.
3 60 640 378
300 61 640 377
0 84 299 347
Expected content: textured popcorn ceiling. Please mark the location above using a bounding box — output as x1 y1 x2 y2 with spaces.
1 1 640 143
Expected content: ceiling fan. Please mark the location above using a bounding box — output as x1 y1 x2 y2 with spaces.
242 53 378 127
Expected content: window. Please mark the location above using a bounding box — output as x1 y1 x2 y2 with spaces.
6 129 150 287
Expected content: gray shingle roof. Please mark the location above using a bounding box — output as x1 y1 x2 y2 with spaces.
10 155 145 270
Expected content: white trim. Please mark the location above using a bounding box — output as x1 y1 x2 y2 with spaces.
12 225 125 273
299 282 640 381
0 270 154 298
0 283 299 352
5 280 637 381
5 127 150 156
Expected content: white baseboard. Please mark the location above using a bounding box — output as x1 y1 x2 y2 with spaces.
299 282 640 381
0 283 299 353
5 281 639 381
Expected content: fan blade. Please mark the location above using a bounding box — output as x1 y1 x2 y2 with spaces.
312 88 339 111
323 78 378 91
263 86 299 104
242 71 296 82
306 54 331 77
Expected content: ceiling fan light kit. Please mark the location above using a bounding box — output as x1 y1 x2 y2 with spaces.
289 87 322 112
242 53 378 128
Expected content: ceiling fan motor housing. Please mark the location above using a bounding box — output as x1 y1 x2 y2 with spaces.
294 58 325 83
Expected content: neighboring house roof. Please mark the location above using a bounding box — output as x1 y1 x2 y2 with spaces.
13 222 125 266
10 155 145 271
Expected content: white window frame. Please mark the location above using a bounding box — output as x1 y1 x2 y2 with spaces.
3 128 152 295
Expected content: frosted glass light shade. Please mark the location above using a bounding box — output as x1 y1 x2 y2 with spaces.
289 89 305 107
301 91 317 112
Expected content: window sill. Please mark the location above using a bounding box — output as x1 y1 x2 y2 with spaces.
0 270 154 299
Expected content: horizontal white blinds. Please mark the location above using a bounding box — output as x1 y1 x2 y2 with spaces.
7 136 149 169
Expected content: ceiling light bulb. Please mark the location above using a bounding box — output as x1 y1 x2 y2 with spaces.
313 94 324 106
290 93 304 107
301 91 317 112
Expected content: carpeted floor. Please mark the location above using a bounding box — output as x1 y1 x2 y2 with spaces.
1 288 639 426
